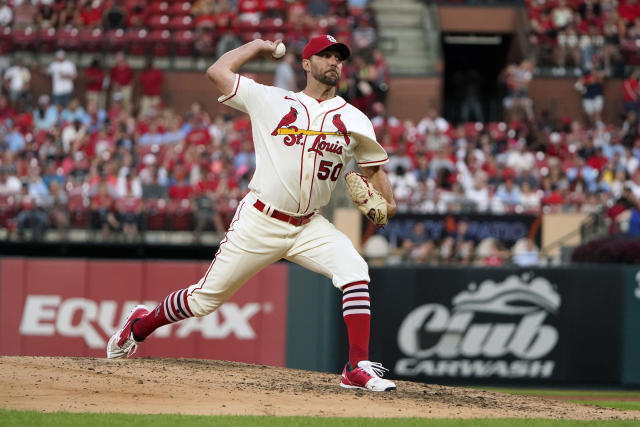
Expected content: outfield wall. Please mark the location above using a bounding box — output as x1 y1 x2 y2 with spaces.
1 258 638 386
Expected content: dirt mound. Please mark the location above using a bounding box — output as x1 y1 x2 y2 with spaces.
0 356 637 420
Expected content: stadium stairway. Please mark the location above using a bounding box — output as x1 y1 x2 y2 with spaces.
371 0 440 76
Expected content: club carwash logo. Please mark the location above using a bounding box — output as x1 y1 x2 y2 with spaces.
19 296 266 348
395 274 561 379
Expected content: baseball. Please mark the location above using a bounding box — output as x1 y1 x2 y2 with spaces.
272 42 286 59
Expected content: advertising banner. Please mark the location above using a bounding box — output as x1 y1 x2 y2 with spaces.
368 267 623 385
367 213 541 247
0 258 288 366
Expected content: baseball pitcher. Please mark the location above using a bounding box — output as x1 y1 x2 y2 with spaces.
107 35 398 392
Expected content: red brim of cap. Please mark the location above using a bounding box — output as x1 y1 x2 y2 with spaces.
303 38 350 60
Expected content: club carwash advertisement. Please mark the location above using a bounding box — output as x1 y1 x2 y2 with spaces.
369 267 624 384
395 274 560 379
0 258 288 366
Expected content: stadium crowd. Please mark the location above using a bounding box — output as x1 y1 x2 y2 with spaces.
527 0 640 77
1 0 640 267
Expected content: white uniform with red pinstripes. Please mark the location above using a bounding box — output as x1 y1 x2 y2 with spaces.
183 74 389 317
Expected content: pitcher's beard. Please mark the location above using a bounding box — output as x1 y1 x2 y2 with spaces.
313 70 340 86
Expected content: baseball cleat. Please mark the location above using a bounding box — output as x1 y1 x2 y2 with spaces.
340 360 397 392
106 304 149 359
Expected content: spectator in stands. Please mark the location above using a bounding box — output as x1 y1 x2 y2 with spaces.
91 179 119 240
601 10 623 75
60 98 90 125
502 60 534 120
102 0 127 29
512 237 540 266
475 238 506 266
440 218 475 265
36 2 58 29
464 170 491 212
44 179 69 236
115 182 143 241
401 221 434 264
3 120 25 153
76 0 103 28
621 109 640 147
168 163 192 200
0 0 12 28
460 69 484 123
109 52 134 110
495 176 522 211
47 50 77 108
520 181 542 212
15 182 48 241
138 58 164 118
139 154 169 198
274 52 297 92
552 0 574 30
353 16 377 50
623 69 640 114
0 95 12 121
3 57 31 110
33 95 58 131
619 0 640 25
11 0 37 29
307 0 329 17
575 68 604 126
61 119 86 153
85 58 106 110
116 169 142 199
68 151 90 184
0 166 21 196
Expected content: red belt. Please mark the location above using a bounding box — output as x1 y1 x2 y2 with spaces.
253 200 314 226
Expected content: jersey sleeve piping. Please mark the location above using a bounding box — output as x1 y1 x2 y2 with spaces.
217 74 241 103
357 157 389 167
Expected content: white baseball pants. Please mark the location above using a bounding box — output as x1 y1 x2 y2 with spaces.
185 192 369 316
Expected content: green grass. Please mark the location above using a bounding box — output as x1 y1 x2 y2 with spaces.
479 388 640 399
574 401 640 412
476 388 640 413
0 410 638 427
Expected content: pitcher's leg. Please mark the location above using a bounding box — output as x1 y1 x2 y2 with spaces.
285 215 371 366
133 202 285 341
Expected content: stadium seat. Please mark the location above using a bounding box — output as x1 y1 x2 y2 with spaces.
57 27 80 51
0 27 12 54
126 29 150 55
148 1 169 16
144 198 169 230
173 30 194 56
148 30 171 56
105 29 127 52
78 28 104 52
168 1 191 17
0 195 18 228
68 194 90 229
38 28 57 53
260 18 285 33
12 27 37 51
147 14 171 31
169 15 194 31
168 199 192 231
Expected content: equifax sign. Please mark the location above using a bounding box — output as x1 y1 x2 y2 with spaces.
20 295 264 349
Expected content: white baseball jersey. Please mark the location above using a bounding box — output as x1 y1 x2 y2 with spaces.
219 74 388 215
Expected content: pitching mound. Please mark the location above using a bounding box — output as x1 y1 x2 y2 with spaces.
0 356 637 419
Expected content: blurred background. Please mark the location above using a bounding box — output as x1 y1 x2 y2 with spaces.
0 0 639 388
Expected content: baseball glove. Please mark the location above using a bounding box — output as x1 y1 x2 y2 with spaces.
345 171 388 227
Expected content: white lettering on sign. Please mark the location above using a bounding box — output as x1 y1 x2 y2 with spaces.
395 274 561 379
19 296 264 348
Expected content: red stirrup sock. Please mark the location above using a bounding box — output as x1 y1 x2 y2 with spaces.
342 281 371 367
132 288 194 341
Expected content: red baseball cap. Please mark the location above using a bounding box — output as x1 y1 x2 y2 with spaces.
303 35 350 60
